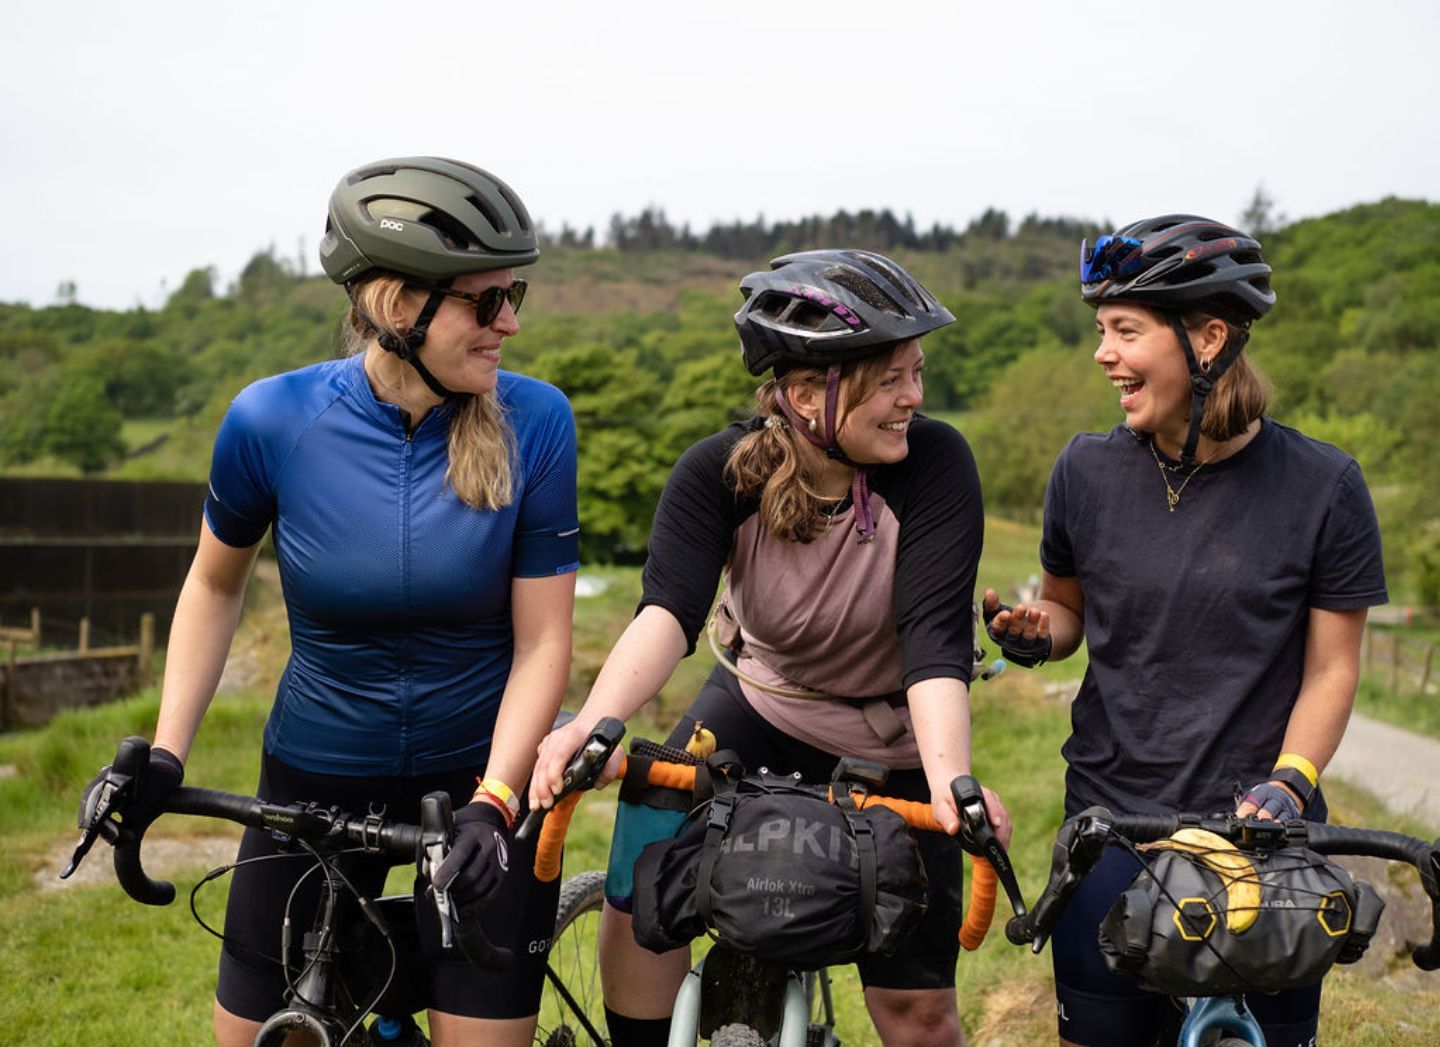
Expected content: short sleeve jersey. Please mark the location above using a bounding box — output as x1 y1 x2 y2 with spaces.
640 416 984 764
204 353 580 776
1041 419 1387 817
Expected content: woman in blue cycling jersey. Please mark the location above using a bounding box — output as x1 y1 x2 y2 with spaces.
532 250 1011 1047
86 157 579 1047
984 215 1387 1047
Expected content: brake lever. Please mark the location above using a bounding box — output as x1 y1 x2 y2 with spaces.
419 792 456 949
60 737 147 880
515 716 626 843
951 775 1027 918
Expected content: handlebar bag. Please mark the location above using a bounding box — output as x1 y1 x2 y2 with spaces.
1098 845 1384 995
605 740 702 913
632 769 928 968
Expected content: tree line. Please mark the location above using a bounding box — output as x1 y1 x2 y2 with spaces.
2 198 1437 600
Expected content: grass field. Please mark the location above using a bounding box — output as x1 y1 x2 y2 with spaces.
2 537 1438 1044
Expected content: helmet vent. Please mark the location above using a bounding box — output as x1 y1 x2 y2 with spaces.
842 252 921 310
467 194 506 237
423 208 479 251
823 266 905 318
755 291 849 333
491 184 532 234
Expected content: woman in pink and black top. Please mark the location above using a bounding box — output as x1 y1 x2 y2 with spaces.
533 250 1010 1047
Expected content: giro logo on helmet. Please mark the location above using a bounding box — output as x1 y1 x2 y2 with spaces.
379 218 405 232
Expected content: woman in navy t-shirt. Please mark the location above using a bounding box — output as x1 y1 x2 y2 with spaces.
985 216 1387 1047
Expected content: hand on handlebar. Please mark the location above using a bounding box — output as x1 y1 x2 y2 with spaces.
78 745 184 838
929 778 1012 847
1236 780 1304 822
528 716 624 814
982 588 1052 669
432 801 511 907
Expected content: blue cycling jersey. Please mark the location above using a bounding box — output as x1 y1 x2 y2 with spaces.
204 353 580 776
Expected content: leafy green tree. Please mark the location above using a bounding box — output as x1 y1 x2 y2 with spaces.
965 346 1116 520
42 376 126 473
528 344 666 560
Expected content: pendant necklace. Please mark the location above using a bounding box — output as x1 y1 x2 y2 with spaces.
1149 440 1216 512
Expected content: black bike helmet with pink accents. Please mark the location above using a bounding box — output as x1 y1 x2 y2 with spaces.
735 250 954 376
1080 215 1275 325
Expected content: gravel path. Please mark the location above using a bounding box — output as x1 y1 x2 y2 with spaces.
1329 711 1440 833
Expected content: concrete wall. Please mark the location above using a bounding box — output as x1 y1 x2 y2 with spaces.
0 649 144 730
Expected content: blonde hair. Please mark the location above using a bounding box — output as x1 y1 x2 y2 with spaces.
342 274 515 510
1181 310 1272 442
724 352 895 542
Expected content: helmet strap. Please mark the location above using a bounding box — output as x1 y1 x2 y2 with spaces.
374 282 471 401
771 366 876 541
1168 314 1247 469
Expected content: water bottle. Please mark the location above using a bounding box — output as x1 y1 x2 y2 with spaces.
370 1013 428 1046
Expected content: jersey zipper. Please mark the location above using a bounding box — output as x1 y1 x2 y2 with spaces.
399 429 414 775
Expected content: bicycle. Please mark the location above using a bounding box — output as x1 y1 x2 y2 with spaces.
1005 807 1440 1046
525 725 1029 1047
62 735 614 1047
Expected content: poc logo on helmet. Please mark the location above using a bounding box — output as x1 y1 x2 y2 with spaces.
379 218 405 232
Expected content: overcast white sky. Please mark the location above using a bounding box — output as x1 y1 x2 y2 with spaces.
3 1 1436 310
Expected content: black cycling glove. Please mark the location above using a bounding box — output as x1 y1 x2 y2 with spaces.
432 801 512 906
1241 780 1303 821
78 746 184 835
981 600 1052 669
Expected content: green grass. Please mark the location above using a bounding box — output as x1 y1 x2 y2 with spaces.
1354 676 1440 741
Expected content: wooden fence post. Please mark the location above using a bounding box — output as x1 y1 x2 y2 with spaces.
78 618 90 655
138 613 155 686
3 638 14 732
1389 633 1399 691
30 607 41 648
1420 641 1435 697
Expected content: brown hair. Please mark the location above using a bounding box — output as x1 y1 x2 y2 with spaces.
724 350 897 542
1180 309 1272 441
341 274 516 510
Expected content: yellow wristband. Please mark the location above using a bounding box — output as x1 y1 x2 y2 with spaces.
477 776 519 816
1274 752 1319 788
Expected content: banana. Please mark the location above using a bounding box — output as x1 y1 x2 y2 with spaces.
685 720 717 759
1141 827 1262 935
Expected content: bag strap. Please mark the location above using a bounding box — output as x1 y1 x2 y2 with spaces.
694 791 734 927
833 794 878 943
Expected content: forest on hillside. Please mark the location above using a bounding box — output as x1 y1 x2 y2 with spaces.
2 198 1437 599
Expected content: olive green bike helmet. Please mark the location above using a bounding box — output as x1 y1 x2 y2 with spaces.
320 156 539 285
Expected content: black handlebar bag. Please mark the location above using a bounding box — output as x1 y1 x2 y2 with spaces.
1098 845 1385 996
632 767 929 968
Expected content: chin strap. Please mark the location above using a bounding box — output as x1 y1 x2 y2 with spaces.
1168 313 1248 469
367 280 471 401
772 365 875 541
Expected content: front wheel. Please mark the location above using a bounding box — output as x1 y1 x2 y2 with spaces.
537 870 609 1047
710 1023 768 1047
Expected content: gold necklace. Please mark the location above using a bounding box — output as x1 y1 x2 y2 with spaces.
1149 441 1216 512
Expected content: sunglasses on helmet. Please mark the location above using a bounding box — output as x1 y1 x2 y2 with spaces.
1080 236 1144 284
408 279 528 327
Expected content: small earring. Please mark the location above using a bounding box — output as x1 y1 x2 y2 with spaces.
1200 356 1213 373
808 416 819 434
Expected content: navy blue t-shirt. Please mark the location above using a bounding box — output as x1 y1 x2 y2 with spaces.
204 353 580 776
1041 419 1387 818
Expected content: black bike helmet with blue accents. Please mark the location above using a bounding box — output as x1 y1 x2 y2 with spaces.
1080 215 1274 323
1080 215 1276 466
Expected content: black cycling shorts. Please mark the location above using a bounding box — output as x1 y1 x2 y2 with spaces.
644 666 965 992
1050 845 1321 1046
215 751 561 1022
